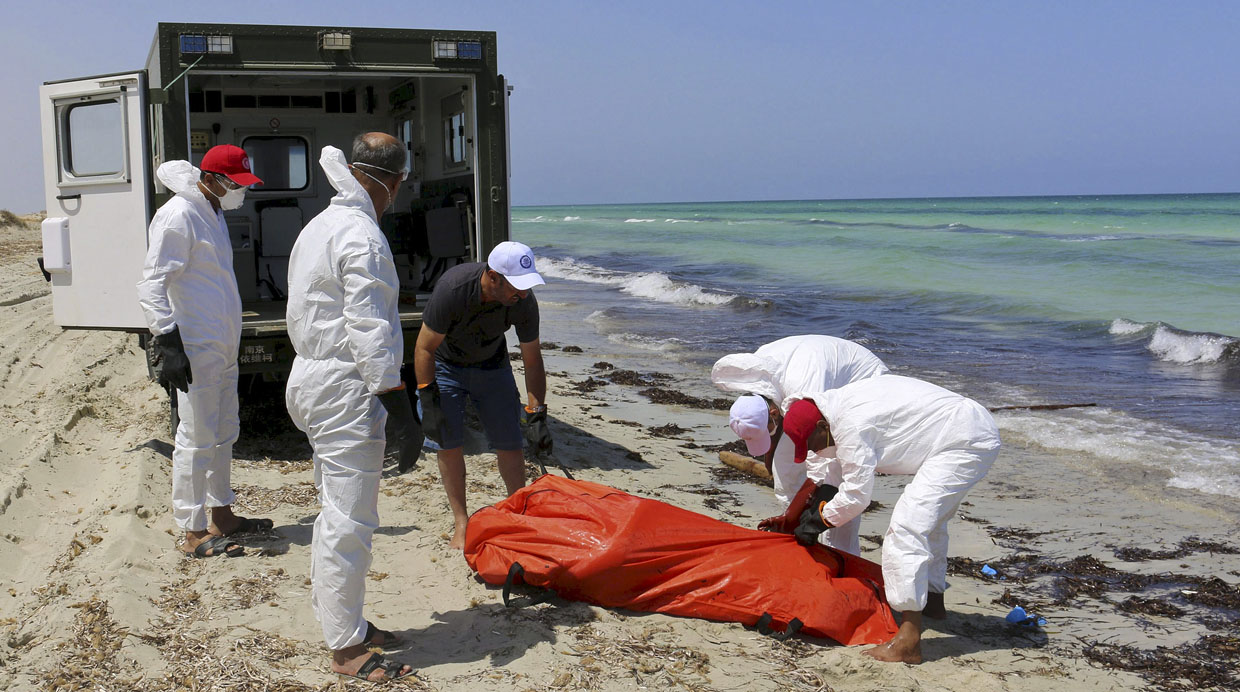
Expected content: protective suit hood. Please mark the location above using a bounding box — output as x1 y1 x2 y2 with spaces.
319 145 378 221
711 353 783 402
156 160 203 195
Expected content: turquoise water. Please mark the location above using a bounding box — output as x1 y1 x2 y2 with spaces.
511 194 1240 497
518 194 1240 336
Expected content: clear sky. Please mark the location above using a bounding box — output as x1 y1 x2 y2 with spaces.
4 1 1239 212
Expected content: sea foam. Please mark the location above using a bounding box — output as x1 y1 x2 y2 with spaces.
539 257 739 307
996 406 1240 496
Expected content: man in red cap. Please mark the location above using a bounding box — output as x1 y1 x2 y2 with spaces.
137 144 271 559
775 374 1000 664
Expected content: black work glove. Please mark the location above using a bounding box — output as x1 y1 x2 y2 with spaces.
377 387 422 473
417 381 445 446
520 406 553 456
793 484 840 547
150 326 193 393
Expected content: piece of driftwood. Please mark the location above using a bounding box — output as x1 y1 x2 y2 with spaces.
988 403 1097 412
719 450 773 480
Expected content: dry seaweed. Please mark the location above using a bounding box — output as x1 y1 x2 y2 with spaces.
562 624 714 690
647 423 690 438
232 482 318 513
569 377 610 393
1118 596 1186 619
708 463 773 488
637 387 732 410
234 456 313 474
1114 546 1186 562
1175 576 1240 610
1113 536 1240 563
37 596 129 691
592 361 615 370
1083 635 1240 691
1051 576 1110 603
947 556 1007 580
607 369 670 386
987 526 1048 542
700 439 749 455
562 345 583 353
225 568 288 609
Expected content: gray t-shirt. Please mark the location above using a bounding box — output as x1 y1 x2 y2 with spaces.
422 262 539 367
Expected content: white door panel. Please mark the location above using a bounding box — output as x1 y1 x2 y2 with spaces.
40 71 152 329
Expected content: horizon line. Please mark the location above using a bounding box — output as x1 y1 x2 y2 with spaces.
514 190 1240 208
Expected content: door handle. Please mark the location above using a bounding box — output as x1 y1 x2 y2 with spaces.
56 193 82 201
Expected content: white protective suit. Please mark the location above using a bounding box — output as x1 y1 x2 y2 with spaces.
789 375 1001 613
136 161 241 531
284 146 403 650
711 335 888 555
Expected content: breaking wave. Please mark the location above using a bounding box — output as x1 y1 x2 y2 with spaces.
539 257 767 308
1109 319 1239 364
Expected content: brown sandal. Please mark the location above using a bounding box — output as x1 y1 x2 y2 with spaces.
340 652 414 682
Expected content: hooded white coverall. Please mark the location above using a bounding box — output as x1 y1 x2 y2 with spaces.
711 335 889 555
136 162 241 532
790 375 1001 613
284 147 402 650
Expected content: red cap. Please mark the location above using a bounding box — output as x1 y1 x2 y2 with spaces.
783 399 825 463
200 144 263 186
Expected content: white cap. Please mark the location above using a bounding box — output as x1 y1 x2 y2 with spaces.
729 395 772 457
487 241 546 291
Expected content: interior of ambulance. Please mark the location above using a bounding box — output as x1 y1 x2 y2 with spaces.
180 72 481 323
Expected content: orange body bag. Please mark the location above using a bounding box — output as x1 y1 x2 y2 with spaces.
464 475 897 645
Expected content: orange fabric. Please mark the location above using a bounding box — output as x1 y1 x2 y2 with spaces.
464 475 898 645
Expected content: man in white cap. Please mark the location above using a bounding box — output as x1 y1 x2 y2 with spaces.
413 240 549 549
712 335 888 555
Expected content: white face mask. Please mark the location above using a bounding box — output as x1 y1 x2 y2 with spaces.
205 174 247 210
353 167 395 214
352 162 408 215
218 185 247 210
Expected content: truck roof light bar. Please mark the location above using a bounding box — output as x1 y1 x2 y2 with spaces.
434 40 482 60
320 31 352 51
180 34 233 55
208 35 233 54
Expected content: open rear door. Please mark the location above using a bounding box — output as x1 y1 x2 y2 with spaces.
39 71 153 330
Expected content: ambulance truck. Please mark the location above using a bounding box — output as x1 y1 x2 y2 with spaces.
39 22 512 419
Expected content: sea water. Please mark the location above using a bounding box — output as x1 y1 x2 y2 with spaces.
511 194 1240 497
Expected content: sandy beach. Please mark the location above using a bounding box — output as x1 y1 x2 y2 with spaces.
3 216 1239 691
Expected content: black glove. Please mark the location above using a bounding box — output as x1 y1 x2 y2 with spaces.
151 326 193 393
417 381 445 446
792 484 840 547
377 388 422 473
520 406 553 456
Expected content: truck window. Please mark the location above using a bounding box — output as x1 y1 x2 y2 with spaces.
442 93 467 170
241 136 309 191
65 100 125 177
